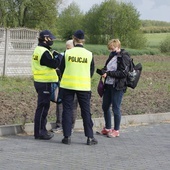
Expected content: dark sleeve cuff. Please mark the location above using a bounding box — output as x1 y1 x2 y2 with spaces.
107 71 110 76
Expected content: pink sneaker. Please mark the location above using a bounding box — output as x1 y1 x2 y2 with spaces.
101 127 112 135
107 130 120 138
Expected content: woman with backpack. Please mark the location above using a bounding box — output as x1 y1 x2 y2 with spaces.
98 39 130 137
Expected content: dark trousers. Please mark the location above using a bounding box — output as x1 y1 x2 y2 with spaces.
56 95 78 129
34 82 51 137
62 89 94 138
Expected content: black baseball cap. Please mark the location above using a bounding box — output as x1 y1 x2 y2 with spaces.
73 30 84 39
39 30 56 40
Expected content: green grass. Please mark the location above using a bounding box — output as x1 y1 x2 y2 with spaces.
143 62 170 71
52 41 159 56
52 32 170 56
145 33 170 47
52 41 109 55
0 76 33 93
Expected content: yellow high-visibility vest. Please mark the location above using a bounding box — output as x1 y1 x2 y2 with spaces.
60 47 92 91
31 46 58 82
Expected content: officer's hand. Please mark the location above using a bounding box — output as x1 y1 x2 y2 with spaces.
52 50 59 59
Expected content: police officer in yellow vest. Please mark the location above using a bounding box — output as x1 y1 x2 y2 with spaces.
60 30 98 145
32 30 62 140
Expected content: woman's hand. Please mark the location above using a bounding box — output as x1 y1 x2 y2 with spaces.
102 73 107 78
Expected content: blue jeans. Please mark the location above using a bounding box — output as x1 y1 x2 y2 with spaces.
102 85 124 130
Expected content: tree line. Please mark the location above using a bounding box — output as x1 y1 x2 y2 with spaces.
0 0 169 49
141 20 170 33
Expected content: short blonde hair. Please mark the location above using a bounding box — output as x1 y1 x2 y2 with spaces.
107 39 121 50
72 36 85 44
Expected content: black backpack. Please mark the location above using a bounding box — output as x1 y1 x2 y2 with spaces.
126 55 142 89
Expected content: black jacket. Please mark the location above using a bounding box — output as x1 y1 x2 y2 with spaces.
103 49 130 91
38 42 62 69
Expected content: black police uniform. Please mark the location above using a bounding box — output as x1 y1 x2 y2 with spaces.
33 42 62 139
60 44 96 144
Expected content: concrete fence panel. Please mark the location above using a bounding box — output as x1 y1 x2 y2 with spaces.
0 28 39 76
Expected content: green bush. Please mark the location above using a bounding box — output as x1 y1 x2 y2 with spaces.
123 31 147 49
159 36 170 53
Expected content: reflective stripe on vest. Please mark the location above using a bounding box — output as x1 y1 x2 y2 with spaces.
32 46 58 82
60 47 92 91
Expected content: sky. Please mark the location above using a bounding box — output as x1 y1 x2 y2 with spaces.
66 0 170 22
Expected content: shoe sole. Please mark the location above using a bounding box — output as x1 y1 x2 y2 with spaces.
35 134 54 140
62 142 71 145
107 134 119 138
35 136 53 140
96 131 107 135
96 131 110 136
87 142 98 145
87 139 98 145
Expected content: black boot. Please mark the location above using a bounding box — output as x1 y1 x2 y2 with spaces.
62 137 71 145
87 137 98 145
35 132 54 140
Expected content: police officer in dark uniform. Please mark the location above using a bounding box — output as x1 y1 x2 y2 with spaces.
54 40 78 133
32 30 62 140
60 30 98 145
